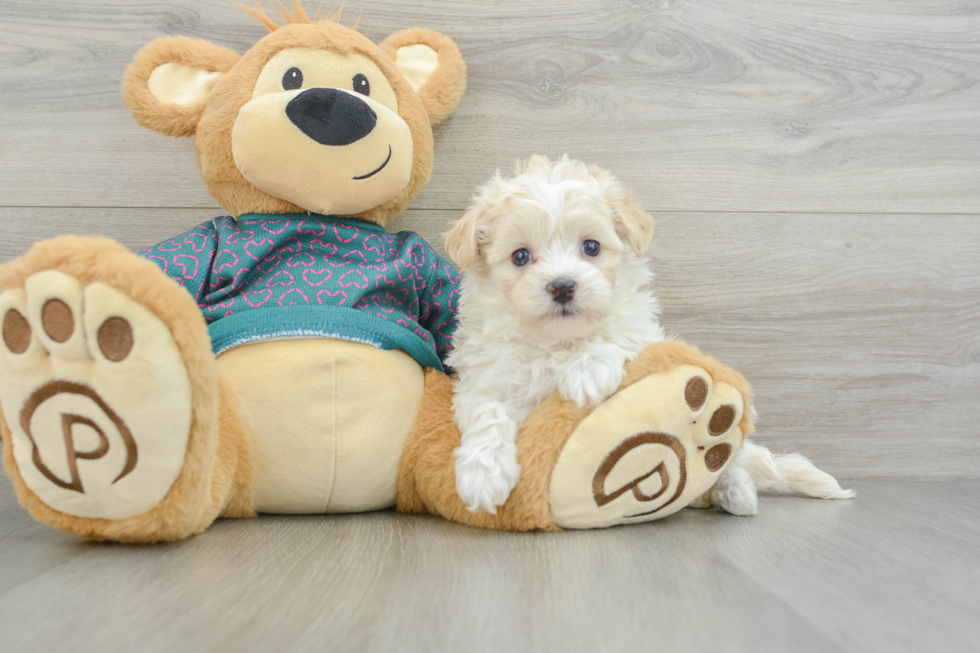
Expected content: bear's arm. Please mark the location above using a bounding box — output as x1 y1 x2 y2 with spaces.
138 220 220 306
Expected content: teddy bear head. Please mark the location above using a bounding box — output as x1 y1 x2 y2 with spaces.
122 1 466 226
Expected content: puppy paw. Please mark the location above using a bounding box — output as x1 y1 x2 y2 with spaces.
557 347 626 408
454 437 521 514
710 465 758 516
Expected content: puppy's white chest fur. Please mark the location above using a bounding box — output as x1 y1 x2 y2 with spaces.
448 244 665 412
442 155 665 513
445 255 664 514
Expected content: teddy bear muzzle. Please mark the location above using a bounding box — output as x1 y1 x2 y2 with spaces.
231 86 414 216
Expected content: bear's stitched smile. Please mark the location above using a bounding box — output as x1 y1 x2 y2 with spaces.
353 145 392 180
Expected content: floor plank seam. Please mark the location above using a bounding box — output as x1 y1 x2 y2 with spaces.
2 206 979 217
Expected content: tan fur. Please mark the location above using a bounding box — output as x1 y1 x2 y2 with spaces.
380 28 468 125
198 22 441 223
123 13 465 225
7 6 758 540
2 8 467 542
0 237 232 542
397 370 586 531
122 37 241 138
214 380 256 519
397 340 753 530
621 340 755 437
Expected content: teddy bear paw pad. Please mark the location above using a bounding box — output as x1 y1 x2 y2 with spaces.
0 271 193 519
549 364 744 529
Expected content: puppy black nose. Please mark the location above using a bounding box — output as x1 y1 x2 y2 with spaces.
547 279 576 304
286 88 377 146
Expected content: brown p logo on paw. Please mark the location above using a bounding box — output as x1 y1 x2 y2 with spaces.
550 364 746 529
0 270 195 519
20 381 137 494
593 432 688 518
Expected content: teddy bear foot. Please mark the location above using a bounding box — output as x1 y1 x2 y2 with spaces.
0 238 222 542
398 341 753 532
549 352 750 529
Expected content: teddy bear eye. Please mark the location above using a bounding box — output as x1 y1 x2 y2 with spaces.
582 240 601 257
352 73 370 96
282 67 304 91
511 248 531 267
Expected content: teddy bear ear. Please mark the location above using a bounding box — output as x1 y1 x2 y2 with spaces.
380 28 467 125
122 36 240 138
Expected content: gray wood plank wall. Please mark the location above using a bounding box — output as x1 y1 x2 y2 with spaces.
0 0 977 479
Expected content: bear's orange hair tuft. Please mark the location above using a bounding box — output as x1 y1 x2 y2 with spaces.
235 1 351 33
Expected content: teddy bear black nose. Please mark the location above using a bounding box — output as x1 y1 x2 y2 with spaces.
285 88 377 146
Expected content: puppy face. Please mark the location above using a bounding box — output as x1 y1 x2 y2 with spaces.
447 156 655 341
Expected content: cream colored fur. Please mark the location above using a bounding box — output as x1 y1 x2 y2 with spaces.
0 275 193 519
123 16 466 223
445 157 664 513
550 364 746 528
218 339 424 514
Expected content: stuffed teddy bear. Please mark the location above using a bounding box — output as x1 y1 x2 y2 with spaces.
0 2 754 542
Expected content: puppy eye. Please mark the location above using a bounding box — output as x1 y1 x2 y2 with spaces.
511 248 532 267
282 67 304 91
352 73 370 96
582 240 601 257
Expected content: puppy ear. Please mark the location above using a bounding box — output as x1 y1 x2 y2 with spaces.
380 28 467 125
444 204 486 270
122 36 240 138
612 190 656 256
589 166 655 256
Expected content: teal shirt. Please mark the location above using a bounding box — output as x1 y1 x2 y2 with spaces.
139 213 460 370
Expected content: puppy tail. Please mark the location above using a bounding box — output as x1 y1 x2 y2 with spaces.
737 441 855 500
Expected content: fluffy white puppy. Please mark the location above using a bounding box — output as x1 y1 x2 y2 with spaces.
443 156 855 516
443 155 664 513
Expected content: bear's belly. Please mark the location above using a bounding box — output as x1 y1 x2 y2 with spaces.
217 338 424 514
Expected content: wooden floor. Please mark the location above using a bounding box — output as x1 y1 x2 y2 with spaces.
1 476 978 652
1 0 979 651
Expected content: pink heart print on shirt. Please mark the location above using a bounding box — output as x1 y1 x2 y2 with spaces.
302 267 333 287
244 238 275 261
243 289 273 308
265 270 295 288
317 289 348 306
172 254 201 279
333 223 360 243
214 250 240 275
139 216 461 366
286 253 316 268
261 218 291 235
338 270 369 289
278 288 309 306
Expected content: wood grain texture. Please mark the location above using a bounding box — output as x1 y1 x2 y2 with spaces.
2 3 980 651
1 475 979 652
1 0 979 212
2 208 977 479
